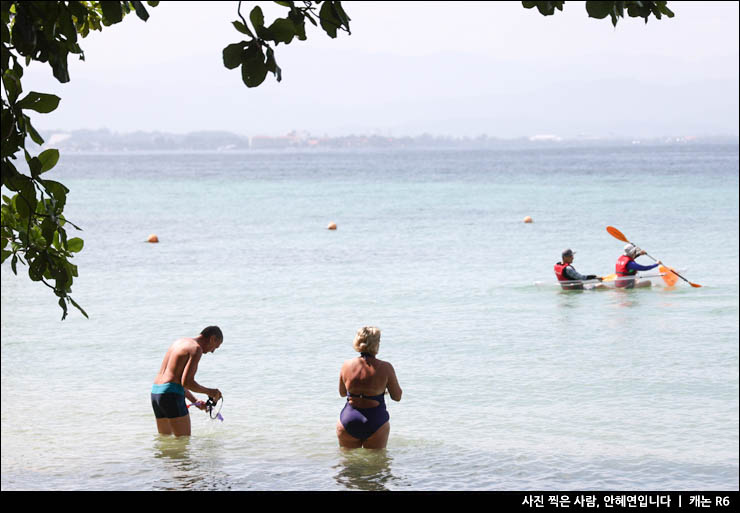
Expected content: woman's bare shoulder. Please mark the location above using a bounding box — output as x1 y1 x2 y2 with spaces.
340 357 356 369
376 358 396 372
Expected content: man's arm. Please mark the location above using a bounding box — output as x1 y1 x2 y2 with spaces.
184 388 206 410
182 349 220 399
184 389 197 403
564 266 589 281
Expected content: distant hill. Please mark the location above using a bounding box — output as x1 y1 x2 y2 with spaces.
33 129 739 153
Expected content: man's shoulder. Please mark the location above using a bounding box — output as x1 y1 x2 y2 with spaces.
172 337 200 353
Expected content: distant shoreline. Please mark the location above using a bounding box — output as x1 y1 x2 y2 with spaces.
32 129 739 154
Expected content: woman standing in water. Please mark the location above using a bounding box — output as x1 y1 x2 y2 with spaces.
336 327 402 449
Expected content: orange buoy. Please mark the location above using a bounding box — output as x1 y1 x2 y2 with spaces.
523 216 533 223
147 234 159 243
327 222 337 230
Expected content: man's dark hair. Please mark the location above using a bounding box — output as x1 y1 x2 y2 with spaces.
201 326 223 340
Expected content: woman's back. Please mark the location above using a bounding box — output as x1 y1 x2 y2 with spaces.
340 354 402 408
342 355 388 408
336 326 402 449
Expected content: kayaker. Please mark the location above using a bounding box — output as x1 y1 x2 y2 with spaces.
554 249 603 290
615 244 662 288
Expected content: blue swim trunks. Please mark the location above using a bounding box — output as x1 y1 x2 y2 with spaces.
151 382 188 419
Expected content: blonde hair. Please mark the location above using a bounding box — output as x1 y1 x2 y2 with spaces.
353 326 381 355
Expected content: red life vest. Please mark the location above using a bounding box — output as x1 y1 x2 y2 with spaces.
554 262 583 290
554 262 569 281
615 255 636 288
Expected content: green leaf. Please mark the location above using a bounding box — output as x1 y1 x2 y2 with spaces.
223 42 247 70
250 6 265 30
288 10 307 40
40 217 55 247
2 69 22 103
49 50 72 83
69 297 89 318
16 92 61 113
16 181 37 219
130 1 150 21
100 1 124 24
241 60 268 88
585 1 612 20
38 149 60 174
333 2 351 29
265 47 282 82
41 179 68 213
240 43 268 88
52 263 69 287
521 1 564 15
1 107 15 140
232 20 254 37
319 2 340 38
67 237 84 253
29 255 47 281
24 115 45 145
27 155 43 178
267 18 295 45
659 3 675 17
2 164 26 192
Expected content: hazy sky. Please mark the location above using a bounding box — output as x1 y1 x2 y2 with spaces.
24 1 740 138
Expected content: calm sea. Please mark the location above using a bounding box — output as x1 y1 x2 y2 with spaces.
2 144 738 490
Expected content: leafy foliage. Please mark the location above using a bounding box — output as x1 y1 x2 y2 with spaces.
522 1 675 26
1 1 160 319
223 1 351 88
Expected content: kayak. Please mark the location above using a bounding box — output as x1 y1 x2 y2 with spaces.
534 270 685 290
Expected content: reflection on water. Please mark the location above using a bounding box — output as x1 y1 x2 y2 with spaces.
333 449 399 491
612 287 646 309
154 434 191 460
152 435 234 491
557 289 586 309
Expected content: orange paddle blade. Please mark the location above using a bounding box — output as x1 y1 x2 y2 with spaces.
601 273 617 282
659 265 679 287
606 226 629 243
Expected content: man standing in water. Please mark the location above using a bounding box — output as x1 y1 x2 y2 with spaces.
151 326 223 436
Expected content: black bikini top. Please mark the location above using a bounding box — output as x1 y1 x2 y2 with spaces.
347 391 385 402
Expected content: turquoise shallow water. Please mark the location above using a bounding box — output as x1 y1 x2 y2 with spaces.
2 144 738 490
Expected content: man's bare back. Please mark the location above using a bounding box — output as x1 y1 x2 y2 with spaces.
155 337 203 387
